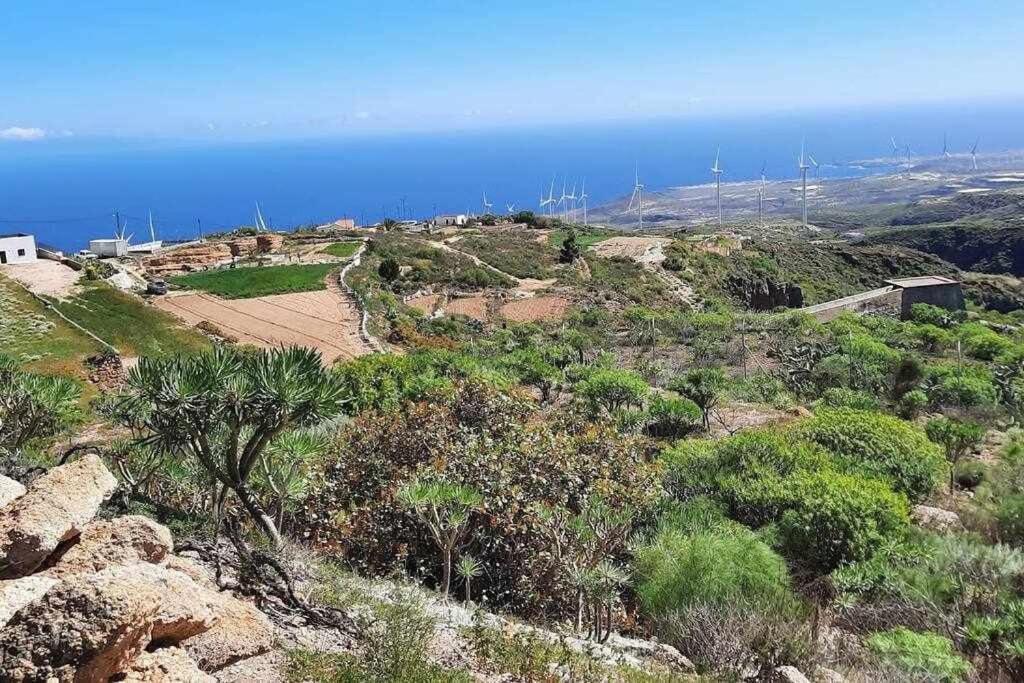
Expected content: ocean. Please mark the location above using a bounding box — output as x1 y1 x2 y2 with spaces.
2 100 1022 252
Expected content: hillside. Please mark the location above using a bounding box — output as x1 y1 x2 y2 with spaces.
867 223 1024 276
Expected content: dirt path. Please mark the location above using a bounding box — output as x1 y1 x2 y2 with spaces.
427 239 556 297
0 260 82 297
588 236 697 306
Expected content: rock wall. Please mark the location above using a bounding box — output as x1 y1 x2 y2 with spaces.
143 243 233 275
0 456 273 681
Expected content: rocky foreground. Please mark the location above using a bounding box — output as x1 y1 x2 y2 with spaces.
0 455 273 681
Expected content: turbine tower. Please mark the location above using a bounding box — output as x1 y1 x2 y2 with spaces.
970 138 979 171
711 147 723 227
579 179 589 227
798 139 810 228
482 191 493 214
627 165 645 231
943 133 951 159
567 181 578 223
557 180 569 222
255 202 268 232
758 163 766 229
890 137 900 160
540 177 556 216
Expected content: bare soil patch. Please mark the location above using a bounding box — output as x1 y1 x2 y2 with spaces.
0 260 82 297
443 296 489 321
589 237 672 265
406 294 441 315
154 289 369 364
499 296 570 322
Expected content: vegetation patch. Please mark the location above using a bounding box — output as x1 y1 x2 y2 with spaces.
322 241 362 259
457 231 560 279
170 263 337 298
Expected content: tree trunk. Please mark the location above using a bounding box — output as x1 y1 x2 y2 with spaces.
234 484 283 549
465 577 471 604
441 547 452 599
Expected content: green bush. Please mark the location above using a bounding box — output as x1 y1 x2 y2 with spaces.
574 368 649 415
898 389 929 419
866 628 971 682
778 470 910 573
995 494 1024 546
910 303 959 328
954 460 986 490
798 408 944 502
634 514 797 615
817 387 881 411
958 322 1014 361
927 371 999 408
643 395 701 439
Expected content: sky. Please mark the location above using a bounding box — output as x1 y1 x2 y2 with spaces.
2 1 1024 142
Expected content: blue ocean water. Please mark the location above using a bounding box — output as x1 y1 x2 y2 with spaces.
1 100 1022 252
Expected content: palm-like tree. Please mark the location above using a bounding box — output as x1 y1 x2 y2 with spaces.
0 354 82 451
116 346 348 547
456 554 483 604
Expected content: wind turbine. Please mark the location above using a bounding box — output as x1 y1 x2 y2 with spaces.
541 177 556 216
798 139 810 228
578 179 589 227
567 181 578 223
890 137 900 160
148 211 157 244
627 165 645 231
970 138 979 171
482 191 493 214
809 154 820 184
711 147 723 227
255 202 268 232
757 163 767 229
942 133 951 159
506 203 516 214
557 180 569 221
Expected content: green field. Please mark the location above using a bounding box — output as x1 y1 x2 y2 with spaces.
169 263 337 299
322 241 362 258
0 275 101 380
48 282 211 357
547 228 617 249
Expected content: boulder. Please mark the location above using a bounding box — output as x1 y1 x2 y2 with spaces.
0 575 59 628
161 554 217 588
816 668 846 683
184 590 275 671
911 504 964 533
0 474 26 508
44 515 173 578
773 666 812 683
0 454 117 578
0 563 218 681
122 647 215 683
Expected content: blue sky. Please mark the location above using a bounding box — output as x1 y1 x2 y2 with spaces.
2 1 1023 142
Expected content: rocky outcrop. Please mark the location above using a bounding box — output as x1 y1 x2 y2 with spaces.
0 457 276 681
728 274 804 310
0 453 117 578
0 474 26 508
911 504 964 534
44 515 173 578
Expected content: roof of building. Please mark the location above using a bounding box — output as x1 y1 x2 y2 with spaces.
0 232 32 239
885 276 960 288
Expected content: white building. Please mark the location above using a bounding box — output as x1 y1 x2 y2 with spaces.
434 214 468 227
0 233 38 265
88 238 129 258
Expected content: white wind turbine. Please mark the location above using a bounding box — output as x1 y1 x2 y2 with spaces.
798 139 810 228
627 164 645 230
711 147 723 227
578 179 589 227
943 133 951 159
567 181 578 223
809 154 820 184
970 138 979 171
482 191 493 214
506 203 516 213
255 202 269 232
540 177 557 216
557 180 570 221
890 136 900 160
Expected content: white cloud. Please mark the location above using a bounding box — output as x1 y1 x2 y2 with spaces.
354 111 371 120
0 126 46 141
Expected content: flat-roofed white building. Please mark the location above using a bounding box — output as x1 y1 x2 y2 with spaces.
89 238 129 258
434 214 467 227
0 233 37 264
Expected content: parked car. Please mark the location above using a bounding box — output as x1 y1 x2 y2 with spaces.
146 279 168 295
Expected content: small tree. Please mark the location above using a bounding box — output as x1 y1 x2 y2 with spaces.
669 367 727 430
398 476 483 599
559 232 582 264
378 257 401 283
575 368 649 416
117 346 348 547
926 416 986 494
456 554 483 604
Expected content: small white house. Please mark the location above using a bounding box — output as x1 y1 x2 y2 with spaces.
434 214 468 227
89 238 129 258
0 233 38 265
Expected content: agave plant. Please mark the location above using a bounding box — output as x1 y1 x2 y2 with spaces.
398 475 483 599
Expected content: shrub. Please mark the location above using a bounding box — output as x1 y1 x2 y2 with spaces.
633 517 797 616
667 368 727 430
928 372 999 409
778 470 910 573
898 389 929 419
959 322 1014 361
378 256 401 282
866 628 971 682
574 368 649 415
954 460 986 490
995 494 1024 546
643 395 701 439
817 387 881 411
926 417 985 494
0 355 83 451
798 408 944 502
911 303 960 328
